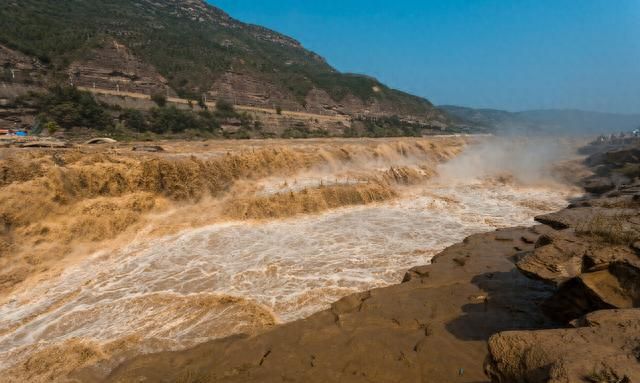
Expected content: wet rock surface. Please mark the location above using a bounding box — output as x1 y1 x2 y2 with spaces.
88 227 556 383
76 140 640 382
491 141 640 382
485 309 640 383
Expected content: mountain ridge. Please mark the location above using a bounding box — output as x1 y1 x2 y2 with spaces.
0 0 446 125
441 105 640 135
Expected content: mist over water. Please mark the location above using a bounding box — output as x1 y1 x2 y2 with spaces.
437 136 582 185
0 137 582 381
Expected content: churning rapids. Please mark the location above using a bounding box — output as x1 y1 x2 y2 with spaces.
0 137 582 380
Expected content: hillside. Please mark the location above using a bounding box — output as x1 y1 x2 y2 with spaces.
0 0 445 124
441 105 640 136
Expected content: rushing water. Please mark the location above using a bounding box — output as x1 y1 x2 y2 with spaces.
0 176 576 375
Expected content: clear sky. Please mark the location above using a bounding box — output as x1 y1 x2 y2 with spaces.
211 1 640 114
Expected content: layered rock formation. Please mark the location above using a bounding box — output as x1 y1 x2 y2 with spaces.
0 44 46 86
68 40 175 97
486 309 640 383
0 45 45 129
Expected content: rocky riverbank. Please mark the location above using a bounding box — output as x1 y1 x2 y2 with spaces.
486 141 640 382
77 139 639 382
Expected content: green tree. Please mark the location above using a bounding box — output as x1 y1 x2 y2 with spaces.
215 99 235 118
120 109 147 132
149 106 200 133
21 86 112 130
151 92 167 107
44 121 60 135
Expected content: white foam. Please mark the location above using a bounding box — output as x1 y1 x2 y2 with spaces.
0 178 575 370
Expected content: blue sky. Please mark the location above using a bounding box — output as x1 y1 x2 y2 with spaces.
211 1 640 114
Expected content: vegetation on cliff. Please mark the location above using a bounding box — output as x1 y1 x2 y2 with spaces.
10 86 448 139
0 0 438 117
15 86 113 130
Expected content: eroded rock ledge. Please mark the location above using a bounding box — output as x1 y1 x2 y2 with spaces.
485 309 640 383
487 141 640 383
79 140 640 383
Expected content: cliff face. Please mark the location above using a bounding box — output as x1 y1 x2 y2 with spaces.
0 44 46 85
0 0 447 125
67 39 174 97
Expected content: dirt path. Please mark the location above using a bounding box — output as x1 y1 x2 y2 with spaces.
78 87 351 123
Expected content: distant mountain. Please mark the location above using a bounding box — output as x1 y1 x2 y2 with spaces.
439 106 527 133
441 105 640 136
0 0 446 124
517 109 640 135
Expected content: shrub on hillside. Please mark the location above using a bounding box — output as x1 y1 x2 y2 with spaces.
148 106 222 134
149 106 200 133
44 121 60 135
281 123 329 139
357 116 423 137
214 99 237 119
151 92 167 107
119 109 147 132
18 86 112 130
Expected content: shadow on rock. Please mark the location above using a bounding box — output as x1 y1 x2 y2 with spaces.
446 269 559 341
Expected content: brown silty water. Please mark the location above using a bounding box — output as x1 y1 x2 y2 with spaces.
0 137 583 382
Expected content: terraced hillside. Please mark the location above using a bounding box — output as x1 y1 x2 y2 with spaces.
0 0 446 125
